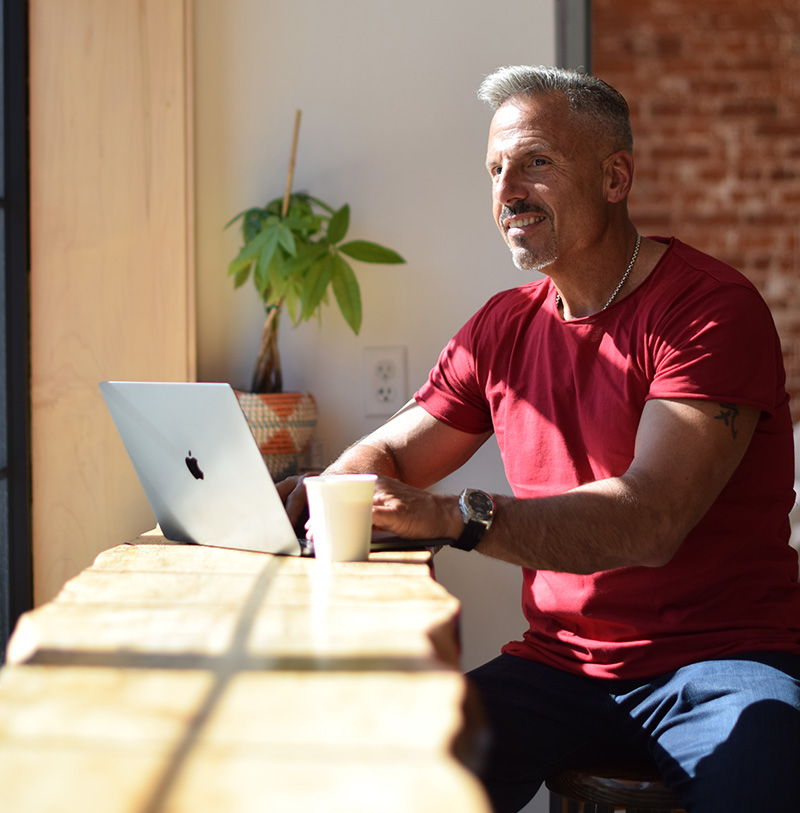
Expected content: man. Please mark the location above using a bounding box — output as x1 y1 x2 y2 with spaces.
280 66 800 812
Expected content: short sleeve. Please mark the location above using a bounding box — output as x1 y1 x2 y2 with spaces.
647 282 782 416
415 312 495 435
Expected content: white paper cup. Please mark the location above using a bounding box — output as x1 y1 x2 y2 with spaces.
304 474 377 562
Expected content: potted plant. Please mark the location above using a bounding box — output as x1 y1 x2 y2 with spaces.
226 112 406 477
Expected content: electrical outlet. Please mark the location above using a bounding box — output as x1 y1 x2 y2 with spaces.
363 346 407 417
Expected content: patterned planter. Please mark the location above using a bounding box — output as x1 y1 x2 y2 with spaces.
235 391 318 480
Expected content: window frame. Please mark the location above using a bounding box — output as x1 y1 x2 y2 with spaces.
556 0 592 72
2 0 32 654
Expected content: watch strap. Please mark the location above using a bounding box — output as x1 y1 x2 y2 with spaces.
451 519 487 551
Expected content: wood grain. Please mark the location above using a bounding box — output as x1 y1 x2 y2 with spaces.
29 0 195 605
2 537 490 812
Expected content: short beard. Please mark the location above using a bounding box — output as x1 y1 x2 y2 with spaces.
501 203 557 273
510 243 557 273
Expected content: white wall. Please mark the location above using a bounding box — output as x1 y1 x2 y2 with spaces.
194 5 554 808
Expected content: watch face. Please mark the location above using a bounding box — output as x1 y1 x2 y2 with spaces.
467 489 494 518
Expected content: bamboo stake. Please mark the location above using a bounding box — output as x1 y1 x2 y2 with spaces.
281 110 302 217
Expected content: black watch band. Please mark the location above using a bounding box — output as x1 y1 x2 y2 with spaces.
452 489 495 551
451 519 487 551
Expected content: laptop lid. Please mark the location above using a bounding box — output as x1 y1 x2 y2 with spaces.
100 381 302 556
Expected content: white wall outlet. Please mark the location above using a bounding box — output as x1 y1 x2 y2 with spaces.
363 346 407 417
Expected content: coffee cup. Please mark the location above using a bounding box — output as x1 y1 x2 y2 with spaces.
304 474 377 562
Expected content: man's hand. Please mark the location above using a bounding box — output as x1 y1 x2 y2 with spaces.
371 475 463 541
276 471 464 542
275 474 311 529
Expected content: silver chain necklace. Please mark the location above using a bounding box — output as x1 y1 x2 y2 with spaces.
555 233 642 313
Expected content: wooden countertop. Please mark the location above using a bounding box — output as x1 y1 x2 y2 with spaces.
0 531 490 812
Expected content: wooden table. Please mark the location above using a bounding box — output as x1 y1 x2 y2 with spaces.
0 531 490 812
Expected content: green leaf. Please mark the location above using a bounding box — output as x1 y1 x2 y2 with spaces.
253 257 270 298
232 263 251 289
231 222 277 265
302 255 334 321
330 254 362 334
266 257 289 303
264 197 284 217
224 209 247 230
274 241 326 280
284 277 302 325
327 204 350 244
259 228 281 270
339 240 405 264
276 223 297 255
242 209 267 242
282 213 320 237
254 229 281 296
227 253 252 278
287 195 314 219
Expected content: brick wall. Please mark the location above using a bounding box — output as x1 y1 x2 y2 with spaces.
593 0 800 418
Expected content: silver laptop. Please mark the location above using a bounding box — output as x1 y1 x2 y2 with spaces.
100 381 443 556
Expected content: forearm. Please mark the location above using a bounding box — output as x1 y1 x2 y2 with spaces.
476 473 692 573
322 402 491 489
323 438 401 479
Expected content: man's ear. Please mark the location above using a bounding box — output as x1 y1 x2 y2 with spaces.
604 151 634 204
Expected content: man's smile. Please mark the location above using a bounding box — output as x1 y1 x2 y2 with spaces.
499 203 550 237
504 213 546 233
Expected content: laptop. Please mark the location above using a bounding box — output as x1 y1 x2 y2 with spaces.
99 381 444 556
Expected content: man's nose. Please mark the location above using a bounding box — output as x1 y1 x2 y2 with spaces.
494 166 527 206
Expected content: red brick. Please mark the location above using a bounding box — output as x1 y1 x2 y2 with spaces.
756 121 800 137
771 167 798 181
689 79 740 95
719 100 779 117
594 0 800 416
651 145 712 161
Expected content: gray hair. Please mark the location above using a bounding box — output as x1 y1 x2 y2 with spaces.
477 65 633 153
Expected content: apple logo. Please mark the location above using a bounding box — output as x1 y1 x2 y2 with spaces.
185 451 204 480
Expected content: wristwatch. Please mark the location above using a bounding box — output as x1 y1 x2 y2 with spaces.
452 488 495 551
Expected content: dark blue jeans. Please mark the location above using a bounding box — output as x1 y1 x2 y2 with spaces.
467 651 800 813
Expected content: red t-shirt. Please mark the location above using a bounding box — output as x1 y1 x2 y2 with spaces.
416 238 800 679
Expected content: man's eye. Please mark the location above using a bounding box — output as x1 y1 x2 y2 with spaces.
532 157 548 167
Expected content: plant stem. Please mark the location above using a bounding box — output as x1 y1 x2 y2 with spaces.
281 110 302 218
251 303 283 393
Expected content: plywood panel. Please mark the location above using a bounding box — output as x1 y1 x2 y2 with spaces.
29 0 195 604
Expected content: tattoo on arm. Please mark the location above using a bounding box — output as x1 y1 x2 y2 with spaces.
714 403 740 439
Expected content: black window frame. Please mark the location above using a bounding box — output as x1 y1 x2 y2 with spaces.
2 0 32 656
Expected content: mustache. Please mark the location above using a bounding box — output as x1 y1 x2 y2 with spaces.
500 202 549 227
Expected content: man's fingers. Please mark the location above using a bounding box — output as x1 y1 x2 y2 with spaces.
275 475 309 526
275 475 299 500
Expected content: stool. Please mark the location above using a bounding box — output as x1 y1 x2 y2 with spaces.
546 767 685 812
